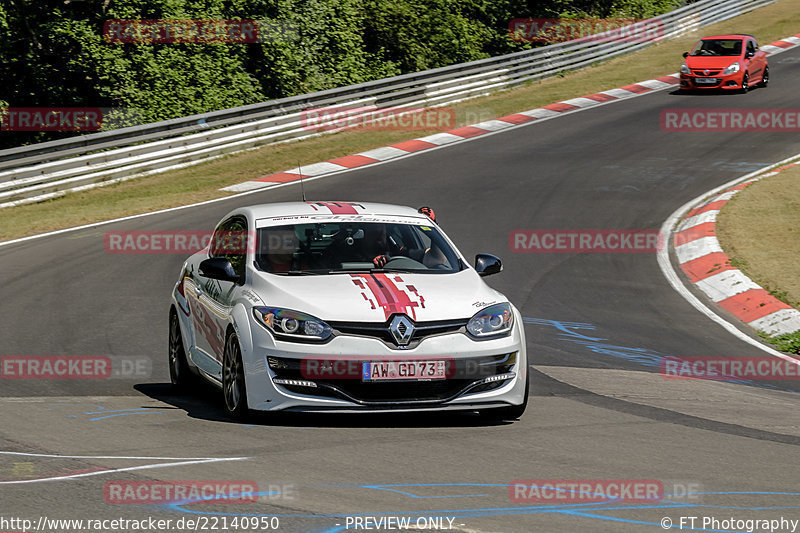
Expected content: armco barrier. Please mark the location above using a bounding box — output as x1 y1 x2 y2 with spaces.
0 0 776 208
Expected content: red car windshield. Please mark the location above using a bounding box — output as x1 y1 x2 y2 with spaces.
690 39 743 57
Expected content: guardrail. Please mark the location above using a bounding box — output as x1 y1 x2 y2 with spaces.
0 0 776 208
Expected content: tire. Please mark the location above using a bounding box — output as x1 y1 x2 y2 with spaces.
168 309 191 390
480 373 529 421
759 66 769 87
740 73 749 93
223 331 249 419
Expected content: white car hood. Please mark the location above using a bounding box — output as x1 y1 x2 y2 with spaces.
249 269 506 322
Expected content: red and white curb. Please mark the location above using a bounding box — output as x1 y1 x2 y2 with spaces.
220 75 681 192
222 32 800 194
673 162 800 339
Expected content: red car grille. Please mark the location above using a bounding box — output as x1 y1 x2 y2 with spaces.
692 69 722 75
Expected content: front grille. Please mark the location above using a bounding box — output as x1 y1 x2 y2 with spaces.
268 353 516 405
328 317 467 348
692 69 722 75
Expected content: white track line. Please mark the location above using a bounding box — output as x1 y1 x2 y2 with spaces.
657 153 800 361
0 451 247 484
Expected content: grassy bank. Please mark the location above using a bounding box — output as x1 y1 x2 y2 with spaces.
716 162 800 352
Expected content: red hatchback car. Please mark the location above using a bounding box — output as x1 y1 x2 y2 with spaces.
680 34 769 92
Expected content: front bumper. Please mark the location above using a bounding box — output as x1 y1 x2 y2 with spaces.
242 312 527 412
680 72 743 90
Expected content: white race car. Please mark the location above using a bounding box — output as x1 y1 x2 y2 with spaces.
169 201 528 419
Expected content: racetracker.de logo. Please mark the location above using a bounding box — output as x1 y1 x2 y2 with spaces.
661 109 800 132
509 479 663 503
0 108 103 132
508 18 663 43
660 356 800 381
1 356 111 379
301 106 456 132
510 230 663 253
104 480 258 504
103 19 259 43
104 230 256 254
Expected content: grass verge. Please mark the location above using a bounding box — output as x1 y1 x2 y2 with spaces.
717 163 800 352
4 0 800 242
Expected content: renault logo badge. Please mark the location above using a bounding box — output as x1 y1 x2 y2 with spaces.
389 315 414 346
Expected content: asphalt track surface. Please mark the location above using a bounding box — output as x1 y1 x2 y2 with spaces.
2 47 800 533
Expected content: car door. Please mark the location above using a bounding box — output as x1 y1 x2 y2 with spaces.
745 39 762 80
751 39 767 81
188 216 248 377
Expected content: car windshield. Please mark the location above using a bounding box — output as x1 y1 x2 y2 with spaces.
690 39 743 56
255 222 463 274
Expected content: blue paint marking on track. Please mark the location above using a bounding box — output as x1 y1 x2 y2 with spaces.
155 482 800 533
523 317 787 389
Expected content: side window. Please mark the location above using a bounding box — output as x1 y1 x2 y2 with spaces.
747 40 755 55
210 216 248 279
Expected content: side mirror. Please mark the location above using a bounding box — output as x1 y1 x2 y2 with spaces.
475 254 502 277
745 51 754 59
199 257 239 282
682 51 689 58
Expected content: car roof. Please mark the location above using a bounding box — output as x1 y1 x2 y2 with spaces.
229 201 428 223
699 34 754 40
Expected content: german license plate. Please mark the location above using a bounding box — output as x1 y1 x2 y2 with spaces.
362 360 446 381
695 77 717 83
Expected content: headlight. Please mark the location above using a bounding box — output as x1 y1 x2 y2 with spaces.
467 303 514 338
722 62 740 75
680 63 690 75
253 307 332 342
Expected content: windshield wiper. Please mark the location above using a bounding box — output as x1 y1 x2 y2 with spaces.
284 269 330 275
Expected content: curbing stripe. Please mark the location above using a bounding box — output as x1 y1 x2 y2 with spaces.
679 252 735 284
470 119 518 131
253 172 307 183
415 132 465 145
685 199 728 218
674 221 716 246
356 146 411 161
676 209 719 232
389 139 438 152
583 93 619 103
695 269 762 303
717 289 792 323
672 153 800 343
446 126 491 138
560 97 604 108
749 309 800 337
496 113 536 124
327 155 379 168
597 88 638 98
518 108 562 118
541 102 580 112
619 83 652 93
675 236 723 264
